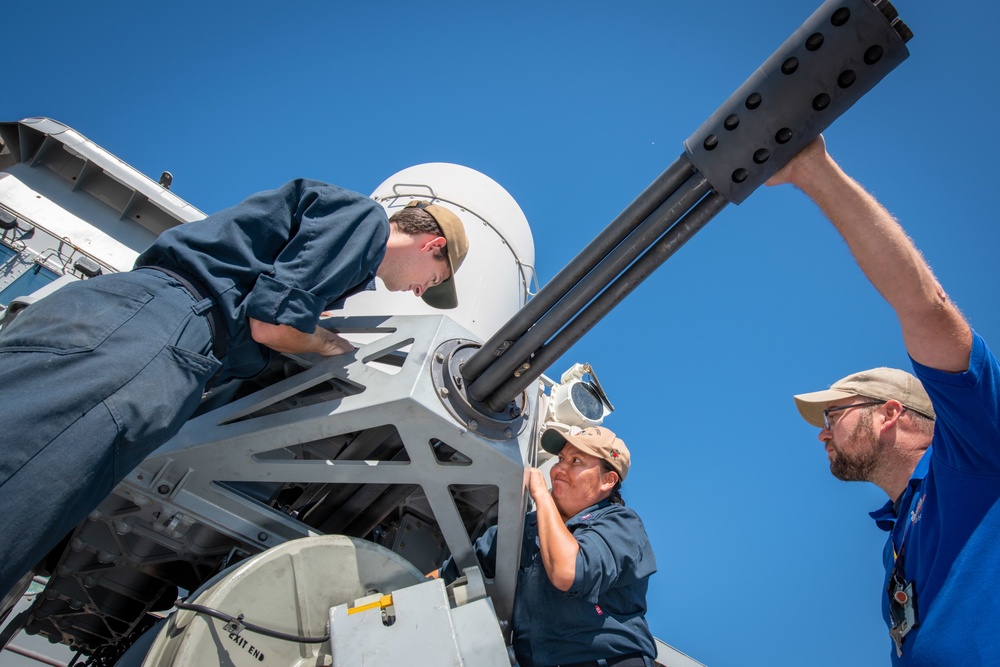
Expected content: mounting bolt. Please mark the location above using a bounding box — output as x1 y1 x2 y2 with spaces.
504 428 513 438
258 532 268 542
157 484 171 495
435 353 444 363
469 420 479 431
439 387 450 398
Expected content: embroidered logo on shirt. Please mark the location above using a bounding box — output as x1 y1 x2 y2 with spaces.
910 495 925 526
595 604 604 616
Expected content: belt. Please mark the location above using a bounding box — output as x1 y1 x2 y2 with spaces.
136 265 228 360
557 653 649 667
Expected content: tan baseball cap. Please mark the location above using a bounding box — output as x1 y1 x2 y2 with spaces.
541 426 631 481
404 200 469 310
793 367 935 429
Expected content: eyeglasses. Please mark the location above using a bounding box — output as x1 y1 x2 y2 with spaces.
823 401 886 430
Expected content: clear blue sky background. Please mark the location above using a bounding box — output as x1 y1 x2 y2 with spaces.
4 1 999 666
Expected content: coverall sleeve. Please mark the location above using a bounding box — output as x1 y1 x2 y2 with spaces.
439 525 499 584
240 180 389 332
567 507 656 604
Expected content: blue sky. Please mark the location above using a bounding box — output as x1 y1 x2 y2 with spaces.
4 1 1000 666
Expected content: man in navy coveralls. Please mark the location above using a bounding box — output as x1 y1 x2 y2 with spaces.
0 181 469 600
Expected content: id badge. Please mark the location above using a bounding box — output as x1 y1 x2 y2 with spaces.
888 580 918 657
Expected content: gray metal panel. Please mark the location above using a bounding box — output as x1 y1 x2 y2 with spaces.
0 118 204 229
329 578 509 667
655 638 709 667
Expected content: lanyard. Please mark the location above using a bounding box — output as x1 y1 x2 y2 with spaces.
888 490 924 657
892 491 924 565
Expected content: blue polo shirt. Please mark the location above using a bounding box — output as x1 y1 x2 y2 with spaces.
135 179 389 380
443 500 657 667
868 331 1000 665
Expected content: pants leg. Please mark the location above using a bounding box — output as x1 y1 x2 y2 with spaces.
0 271 220 597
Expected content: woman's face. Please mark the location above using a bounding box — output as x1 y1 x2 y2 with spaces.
549 443 618 520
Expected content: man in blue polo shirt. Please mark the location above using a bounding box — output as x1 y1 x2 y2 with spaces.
0 180 469 601
770 137 1000 664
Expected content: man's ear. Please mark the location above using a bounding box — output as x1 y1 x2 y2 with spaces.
881 399 906 432
421 236 447 253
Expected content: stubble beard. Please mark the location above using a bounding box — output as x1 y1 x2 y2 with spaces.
829 409 885 482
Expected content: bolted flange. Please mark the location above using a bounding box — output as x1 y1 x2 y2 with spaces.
430 338 527 441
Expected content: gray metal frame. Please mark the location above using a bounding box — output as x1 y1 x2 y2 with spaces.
125 313 534 624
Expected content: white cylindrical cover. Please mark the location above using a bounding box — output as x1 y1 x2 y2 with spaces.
341 163 535 342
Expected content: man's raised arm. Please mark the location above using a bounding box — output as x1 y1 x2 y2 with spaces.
767 137 971 372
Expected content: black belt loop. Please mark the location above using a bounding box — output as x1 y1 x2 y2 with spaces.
136 265 228 361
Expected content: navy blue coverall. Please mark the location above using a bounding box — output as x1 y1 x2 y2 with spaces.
0 179 389 596
442 499 657 667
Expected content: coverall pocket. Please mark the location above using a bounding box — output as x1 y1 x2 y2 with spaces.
0 278 154 354
109 344 222 480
